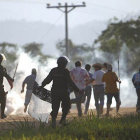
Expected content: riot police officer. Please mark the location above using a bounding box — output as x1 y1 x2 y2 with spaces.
40 56 80 128
0 54 14 119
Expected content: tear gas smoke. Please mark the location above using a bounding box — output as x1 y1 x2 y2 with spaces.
4 51 56 122
3 49 137 121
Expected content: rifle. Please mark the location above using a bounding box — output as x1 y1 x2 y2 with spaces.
13 63 18 79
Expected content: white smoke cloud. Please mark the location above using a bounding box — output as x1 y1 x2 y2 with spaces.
4 50 56 117
2 47 137 120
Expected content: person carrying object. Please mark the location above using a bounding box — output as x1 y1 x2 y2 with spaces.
21 68 37 113
39 56 80 128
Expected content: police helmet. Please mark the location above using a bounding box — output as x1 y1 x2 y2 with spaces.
0 54 6 62
57 56 70 67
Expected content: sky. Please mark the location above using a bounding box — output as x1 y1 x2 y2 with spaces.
0 0 140 27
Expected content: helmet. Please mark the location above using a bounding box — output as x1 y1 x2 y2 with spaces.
57 56 70 67
0 54 6 62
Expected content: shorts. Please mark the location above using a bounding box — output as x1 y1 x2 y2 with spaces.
106 93 121 105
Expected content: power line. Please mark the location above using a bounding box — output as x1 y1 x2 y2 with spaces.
46 2 86 57
38 13 63 42
87 1 128 14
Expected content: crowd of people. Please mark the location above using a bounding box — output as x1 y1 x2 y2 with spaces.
0 54 140 128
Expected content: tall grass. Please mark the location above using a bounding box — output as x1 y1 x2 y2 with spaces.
0 113 140 140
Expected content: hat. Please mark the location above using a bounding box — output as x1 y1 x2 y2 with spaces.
57 56 70 68
92 63 102 69
0 54 6 61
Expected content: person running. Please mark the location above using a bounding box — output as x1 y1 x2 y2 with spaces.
39 56 80 128
70 61 89 117
21 68 37 113
0 54 14 119
91 63 105 117
132 67 140 113
102 64 121 116
84 64 93 115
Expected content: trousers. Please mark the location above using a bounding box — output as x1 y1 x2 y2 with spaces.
51 91 71 120
0 88 6 117
71 90 85 117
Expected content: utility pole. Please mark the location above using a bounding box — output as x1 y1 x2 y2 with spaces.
47 2 86 57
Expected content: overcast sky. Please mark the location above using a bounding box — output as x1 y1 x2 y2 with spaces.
0 0 140 27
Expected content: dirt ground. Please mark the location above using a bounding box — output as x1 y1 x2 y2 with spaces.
0 107 136 134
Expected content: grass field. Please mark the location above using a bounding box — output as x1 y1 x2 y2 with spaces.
0 109 140 140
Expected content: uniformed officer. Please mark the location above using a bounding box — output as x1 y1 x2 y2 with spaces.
40 56 80 128
0 54 14 119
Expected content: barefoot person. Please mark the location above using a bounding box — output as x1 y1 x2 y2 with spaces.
102 64 121 116
70 61 89 117
0 54 14 119
132 67 140 113
21 68 37 113
39 56 80 128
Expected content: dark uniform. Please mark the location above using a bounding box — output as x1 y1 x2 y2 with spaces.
41 67 79 122
0 65 13 118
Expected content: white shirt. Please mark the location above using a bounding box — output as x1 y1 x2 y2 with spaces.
70 67 89 90
92 70 105 85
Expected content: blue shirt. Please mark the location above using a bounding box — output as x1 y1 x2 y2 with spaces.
23 74 36 90
132 72 140 89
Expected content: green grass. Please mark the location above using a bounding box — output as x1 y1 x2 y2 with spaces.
0 113 140 140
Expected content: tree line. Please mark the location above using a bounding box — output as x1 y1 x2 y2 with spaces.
1 16 140 75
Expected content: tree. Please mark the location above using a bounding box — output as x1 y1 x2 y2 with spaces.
23 42 52 65
0 42 18 74
56 39 94 67
94 17 140 73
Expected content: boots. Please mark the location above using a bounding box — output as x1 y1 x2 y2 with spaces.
116 103 120 113
52 118 56 128
96 107 100 118
1 114 7 119
105 104 110 117
99 105 103 115
59 117 66 125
